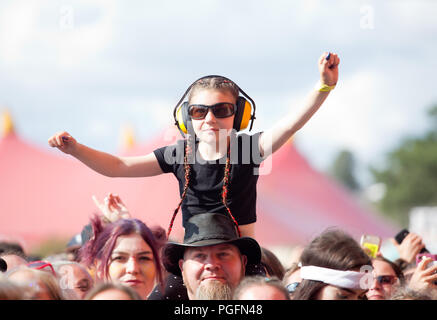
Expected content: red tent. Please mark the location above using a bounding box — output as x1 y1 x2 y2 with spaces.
256 141 397 244
0 125 396 252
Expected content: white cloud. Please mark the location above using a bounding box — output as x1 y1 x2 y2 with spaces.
0 1 40 64
56 1 117 70
1 0 436 179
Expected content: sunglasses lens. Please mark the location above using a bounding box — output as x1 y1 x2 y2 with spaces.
212 103 235 118
378 276 395 284
189 105 208 119
188 103 235 120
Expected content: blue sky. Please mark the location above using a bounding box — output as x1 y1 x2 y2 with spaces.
1 0 437 186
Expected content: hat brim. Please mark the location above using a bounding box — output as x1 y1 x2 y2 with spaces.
163 237 261 277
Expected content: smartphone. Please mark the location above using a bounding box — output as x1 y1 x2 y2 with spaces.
416 253 437 285
394 229 429 254
360 234 381 258
415 253 437 266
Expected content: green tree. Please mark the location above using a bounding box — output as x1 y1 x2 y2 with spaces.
330 149 360 191
370 104 437 226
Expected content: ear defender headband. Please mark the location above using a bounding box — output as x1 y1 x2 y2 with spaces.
173 75 256 136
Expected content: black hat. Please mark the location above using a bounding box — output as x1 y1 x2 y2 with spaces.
163 212 261 276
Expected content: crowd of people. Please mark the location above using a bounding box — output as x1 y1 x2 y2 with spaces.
1 192 436 300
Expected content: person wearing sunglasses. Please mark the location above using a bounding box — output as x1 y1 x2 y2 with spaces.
48 52 339 240
366 256 404 300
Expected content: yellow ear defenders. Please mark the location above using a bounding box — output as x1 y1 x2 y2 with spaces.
173 75 256 136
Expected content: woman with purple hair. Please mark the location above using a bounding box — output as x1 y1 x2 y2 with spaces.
79 216 165 300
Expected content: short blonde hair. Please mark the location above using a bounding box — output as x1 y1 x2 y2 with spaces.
0 275 27 300
6 266 64 300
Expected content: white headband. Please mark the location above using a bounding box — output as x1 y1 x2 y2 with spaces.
300 265 365 290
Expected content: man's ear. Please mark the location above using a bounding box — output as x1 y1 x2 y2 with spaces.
178 259 184 273
241 255 248 276
242 255 248 267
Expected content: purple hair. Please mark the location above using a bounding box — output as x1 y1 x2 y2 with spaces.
79 216 165 290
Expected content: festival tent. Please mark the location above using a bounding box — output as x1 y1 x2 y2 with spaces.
0 113 397 252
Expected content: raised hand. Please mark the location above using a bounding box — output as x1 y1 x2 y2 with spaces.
319 52 340 87
408 257 437 292
92 193 131 223
48 131 77 155
390 232 426 263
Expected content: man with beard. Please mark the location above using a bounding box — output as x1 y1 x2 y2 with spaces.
162 212 262 300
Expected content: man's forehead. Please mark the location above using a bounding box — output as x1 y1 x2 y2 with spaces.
185 243 240 254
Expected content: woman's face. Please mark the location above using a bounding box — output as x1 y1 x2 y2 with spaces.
189 89 236 145
108 233 157 299
315 284 366 300
366 260 398 300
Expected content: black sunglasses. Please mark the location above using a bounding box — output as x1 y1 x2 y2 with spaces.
188 102 236 120
376 275 397 285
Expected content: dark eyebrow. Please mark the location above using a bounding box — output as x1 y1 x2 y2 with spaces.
112 251 152 256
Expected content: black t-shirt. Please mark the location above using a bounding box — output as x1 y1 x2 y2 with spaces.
153 132 264 227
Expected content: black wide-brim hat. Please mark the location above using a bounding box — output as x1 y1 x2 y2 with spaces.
163 212 261 276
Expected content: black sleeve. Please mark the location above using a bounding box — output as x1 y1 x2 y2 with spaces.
153 140 185 174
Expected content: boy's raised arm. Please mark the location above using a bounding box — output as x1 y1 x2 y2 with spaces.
259 52 340 157
48 131 163 177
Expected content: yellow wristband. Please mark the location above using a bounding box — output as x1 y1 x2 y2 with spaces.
316 82 336 92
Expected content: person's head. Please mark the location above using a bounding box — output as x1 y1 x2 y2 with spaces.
233 276 290 300
366 256 404 300
51 261 94 299
6 266 64 300
187 76 240 144
85 282 141 300
0 276 27 300
79 217 164 300
282 262 302 298
293 229 371 300
163 212 261 300
260 247 285 280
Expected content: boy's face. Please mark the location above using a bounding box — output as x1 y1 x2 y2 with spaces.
189 89 236 145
